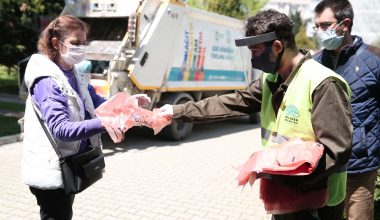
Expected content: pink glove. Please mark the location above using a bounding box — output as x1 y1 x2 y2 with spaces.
99 116 125 143
157 104 173 120
131 94 151 107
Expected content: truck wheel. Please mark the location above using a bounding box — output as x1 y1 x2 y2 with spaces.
160 93 194 141
249 113 260 124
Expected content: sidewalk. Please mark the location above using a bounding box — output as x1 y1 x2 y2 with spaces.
0 93 25 104
0 121 271 220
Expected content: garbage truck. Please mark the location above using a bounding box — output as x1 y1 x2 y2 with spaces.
18 0 253 140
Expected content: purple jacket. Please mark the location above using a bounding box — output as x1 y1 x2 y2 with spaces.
31 67 105 150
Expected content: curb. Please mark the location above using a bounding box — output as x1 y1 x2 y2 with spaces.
0 93 25 104
0 133 23 146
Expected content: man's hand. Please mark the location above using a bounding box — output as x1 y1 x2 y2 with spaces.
158 104 174 118
132 94 151 107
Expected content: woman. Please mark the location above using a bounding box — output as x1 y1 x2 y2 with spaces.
21 15 148 219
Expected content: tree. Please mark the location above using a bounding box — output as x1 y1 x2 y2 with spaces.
187 0 267 19
295 24 315 50
0 0 64 73
290 10 302 35
240 0 267 17
291 11 315 50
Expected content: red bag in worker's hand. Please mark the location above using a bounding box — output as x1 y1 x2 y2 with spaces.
260 177 328 215
235 139 327 214
236 139 324 186
95 92 171 143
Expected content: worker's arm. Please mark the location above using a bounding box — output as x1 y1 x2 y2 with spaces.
172 78 263 122
311 77 353 177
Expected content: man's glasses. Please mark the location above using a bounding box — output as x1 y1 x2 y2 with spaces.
312 21 339 32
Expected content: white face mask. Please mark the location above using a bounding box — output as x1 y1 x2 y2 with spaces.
59 40 85 65
317 21 344 50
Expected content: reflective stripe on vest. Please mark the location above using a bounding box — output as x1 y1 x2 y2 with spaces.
260 59 351 206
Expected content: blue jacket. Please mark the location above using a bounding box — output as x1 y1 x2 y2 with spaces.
313 36 380 174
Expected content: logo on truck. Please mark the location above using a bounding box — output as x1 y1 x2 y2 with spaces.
179 23 206 81
168 23 245 82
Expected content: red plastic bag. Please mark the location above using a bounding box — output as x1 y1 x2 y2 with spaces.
260 178 328 214
236 139 327 214
236 139 324 186
95 92 171 143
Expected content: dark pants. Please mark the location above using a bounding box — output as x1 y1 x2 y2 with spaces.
30 187 75 220
272 202 345 220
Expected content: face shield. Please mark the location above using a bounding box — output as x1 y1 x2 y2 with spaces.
235 32 284 74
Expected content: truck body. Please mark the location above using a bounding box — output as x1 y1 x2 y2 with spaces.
19 0 253 140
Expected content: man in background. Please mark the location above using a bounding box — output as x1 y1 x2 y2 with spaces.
313 0 380 219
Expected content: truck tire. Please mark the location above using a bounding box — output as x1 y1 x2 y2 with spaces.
249 113 260 124
160 93 194 141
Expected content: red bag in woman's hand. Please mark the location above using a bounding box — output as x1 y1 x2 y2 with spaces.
95 92 171 143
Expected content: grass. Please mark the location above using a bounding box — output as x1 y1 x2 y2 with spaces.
0 101 24 137
0 101 25 112
0 65 24 137
0 115 21 137
0 65 19 94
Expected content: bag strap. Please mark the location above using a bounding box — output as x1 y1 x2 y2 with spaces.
33 105 64 159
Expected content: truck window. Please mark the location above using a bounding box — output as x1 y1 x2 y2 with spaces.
81 17 128 41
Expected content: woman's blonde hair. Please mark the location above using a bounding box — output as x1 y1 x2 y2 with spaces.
37 15 89 60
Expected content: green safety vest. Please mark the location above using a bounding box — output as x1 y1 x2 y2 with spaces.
260 59 351 206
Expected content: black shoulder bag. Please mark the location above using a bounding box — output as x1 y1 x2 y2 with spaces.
34 108 105 194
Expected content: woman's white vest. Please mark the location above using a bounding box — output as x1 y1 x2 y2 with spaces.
22 54 101 189
260 59 351 206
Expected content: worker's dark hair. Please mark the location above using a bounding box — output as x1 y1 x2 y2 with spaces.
314 0 354 32
245 9 296 49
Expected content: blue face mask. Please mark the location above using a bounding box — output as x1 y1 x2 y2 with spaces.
317 22 344 50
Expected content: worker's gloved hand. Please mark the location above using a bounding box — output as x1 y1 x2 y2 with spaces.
132 94 151 107
158 104 173 118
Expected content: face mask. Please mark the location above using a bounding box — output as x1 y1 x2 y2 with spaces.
251 45 284 74
59 41 85 65
317 21 344 50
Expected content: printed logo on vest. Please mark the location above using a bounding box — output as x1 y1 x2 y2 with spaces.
284 105 299 124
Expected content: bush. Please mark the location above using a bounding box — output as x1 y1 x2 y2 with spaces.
0 65 19 94
375 170 380 201
0 115 21 137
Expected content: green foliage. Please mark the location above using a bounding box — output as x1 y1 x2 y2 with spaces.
295 25 315 50
240 0 267 17
187 0 206 9
375 171 380 220
0 115 21 137
205 0 245 19
291 11 315 50
0 0 64 69
187 0 267 19
375 170 380 201
290 11 302 35
0 101 25 112
0 65 19 94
